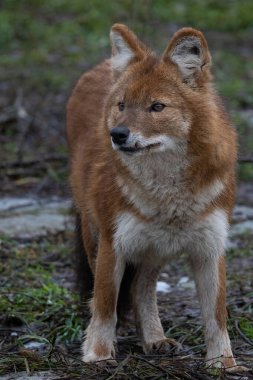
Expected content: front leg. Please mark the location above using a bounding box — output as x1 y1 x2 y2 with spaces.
190 252 236 369
82 237 125 362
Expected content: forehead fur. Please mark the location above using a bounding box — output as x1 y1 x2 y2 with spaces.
114 54 184 105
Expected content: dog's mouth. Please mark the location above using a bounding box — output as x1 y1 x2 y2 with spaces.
118 142 161 153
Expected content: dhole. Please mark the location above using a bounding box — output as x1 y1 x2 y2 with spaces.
67 24 238 369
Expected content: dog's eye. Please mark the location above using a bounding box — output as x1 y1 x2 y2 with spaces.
150 103 165 112
118 102 125 111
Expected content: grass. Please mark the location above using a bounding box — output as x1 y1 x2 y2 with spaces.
239 318 253 340
1 0 253 96
214 51 253 109
0 236 83 345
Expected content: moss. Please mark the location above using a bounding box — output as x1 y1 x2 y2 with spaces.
0 236 83 345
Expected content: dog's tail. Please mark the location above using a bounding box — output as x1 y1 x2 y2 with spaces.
74 213 94 309
117 263 137 324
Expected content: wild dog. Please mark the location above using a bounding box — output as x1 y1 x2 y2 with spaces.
67 24 238 369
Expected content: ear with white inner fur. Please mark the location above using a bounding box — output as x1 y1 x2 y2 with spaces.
163 28 212 86
110 23 147 74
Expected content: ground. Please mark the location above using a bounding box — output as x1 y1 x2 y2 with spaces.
0 1 253 379
1 191 253 379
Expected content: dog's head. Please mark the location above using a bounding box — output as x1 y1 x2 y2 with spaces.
105 24 212 157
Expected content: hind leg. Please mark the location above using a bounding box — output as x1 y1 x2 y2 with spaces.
132 260 180 354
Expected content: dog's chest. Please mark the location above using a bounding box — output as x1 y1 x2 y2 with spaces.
117 157 222 223
114 191 198 263
113 205 227 263
118 154 193 219
114 211 188 262
114 158 225 262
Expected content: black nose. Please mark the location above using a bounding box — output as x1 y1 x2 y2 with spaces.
110 126 130 145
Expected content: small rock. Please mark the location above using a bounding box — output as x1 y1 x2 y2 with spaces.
230 220 253 236
177 276 195 289
156 281 171 293
233 205 253 223
0 197 73 239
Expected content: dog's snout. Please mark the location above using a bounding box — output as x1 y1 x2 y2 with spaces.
110 125 130 145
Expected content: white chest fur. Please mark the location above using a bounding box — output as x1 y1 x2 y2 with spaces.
117 150 224 220
114 150 227 262
113 208 228 263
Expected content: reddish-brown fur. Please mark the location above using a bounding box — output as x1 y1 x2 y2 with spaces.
67 24 239 368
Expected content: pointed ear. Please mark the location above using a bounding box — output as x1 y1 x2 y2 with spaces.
110 23 147 74
163 28 211 87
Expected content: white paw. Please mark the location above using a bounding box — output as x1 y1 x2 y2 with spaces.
206 354 236 369
144 337 182 354
82 341 115 363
